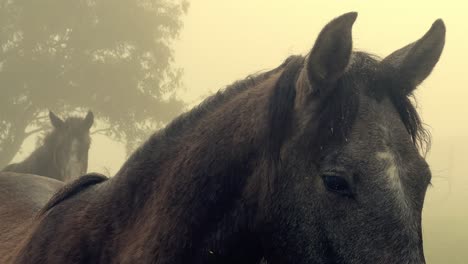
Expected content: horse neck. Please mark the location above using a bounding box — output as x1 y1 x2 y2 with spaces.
106 72 282 263
15 142 62 180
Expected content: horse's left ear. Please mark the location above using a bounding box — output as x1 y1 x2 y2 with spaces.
306 12 357 90
295 12 357 107
84 111 94 130
382 19 446 93
49 111 64 129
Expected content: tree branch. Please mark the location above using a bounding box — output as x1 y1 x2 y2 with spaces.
91 128 112 135
33 114 49 121
25 127 46 137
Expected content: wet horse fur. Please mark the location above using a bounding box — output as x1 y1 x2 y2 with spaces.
0 12 446 264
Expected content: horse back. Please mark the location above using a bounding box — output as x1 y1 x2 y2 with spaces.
39 172 108 215
2 162 21 173
0 172 63 219
0 172 63 263
0 172 108 263
7 173 108 263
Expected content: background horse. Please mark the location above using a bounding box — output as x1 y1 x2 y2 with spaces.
0 12 445 264
0 172 63 256
2 111 94 182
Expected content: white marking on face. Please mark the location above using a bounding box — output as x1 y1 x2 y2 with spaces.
64 139 84 181
376 123 402 190
376 151 401 188
376 149 412 216
375 121 418 221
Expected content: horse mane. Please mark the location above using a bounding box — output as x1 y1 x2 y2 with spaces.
160 57 297 142
266 55 305 160
115 56 295 176
39 173 108 216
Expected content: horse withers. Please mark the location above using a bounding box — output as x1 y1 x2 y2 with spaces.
2 111 94 182
1 12 445 264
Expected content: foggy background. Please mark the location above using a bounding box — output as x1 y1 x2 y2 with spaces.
5 1 467 263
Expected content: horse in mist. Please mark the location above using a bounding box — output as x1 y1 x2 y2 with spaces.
0 111 95 260
2 111 94 182
0 12 445 263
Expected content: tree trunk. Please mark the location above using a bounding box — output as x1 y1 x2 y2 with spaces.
0 111 36 168
0 125 28 168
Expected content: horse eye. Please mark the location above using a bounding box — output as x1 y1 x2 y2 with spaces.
322 175 352 196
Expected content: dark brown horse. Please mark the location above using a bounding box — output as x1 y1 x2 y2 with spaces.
2 111 94 182
0 12 445 263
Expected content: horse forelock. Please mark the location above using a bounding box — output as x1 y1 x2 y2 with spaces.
293 52 429 155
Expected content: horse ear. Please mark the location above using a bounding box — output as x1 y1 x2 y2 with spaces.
382 19 445 93
49 111 64 129
84 111 94 130
305 12 357 94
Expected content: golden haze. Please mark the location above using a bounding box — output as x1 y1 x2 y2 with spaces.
12 1 467 263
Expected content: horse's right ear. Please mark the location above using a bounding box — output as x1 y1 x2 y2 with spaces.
382 19 445 93
302 12 357 97
49 111 64 129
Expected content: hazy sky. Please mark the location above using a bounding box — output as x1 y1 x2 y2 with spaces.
12 1 468 262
